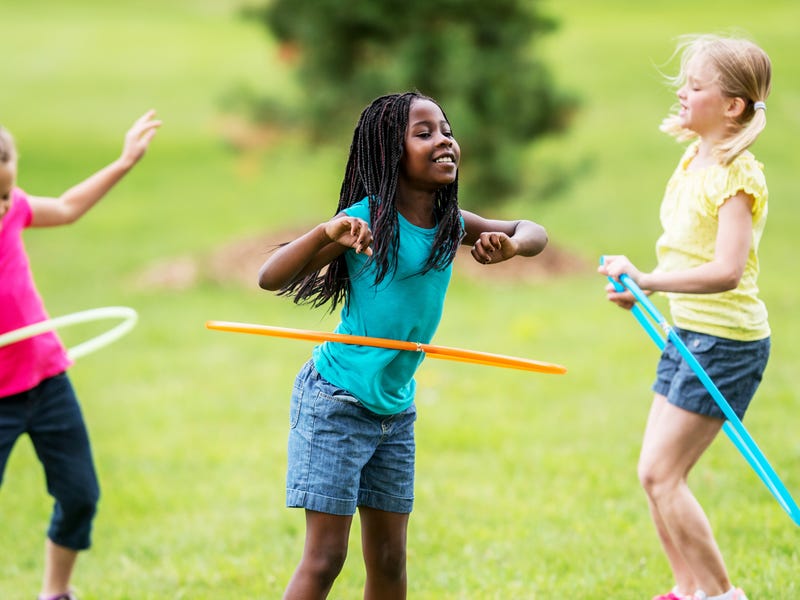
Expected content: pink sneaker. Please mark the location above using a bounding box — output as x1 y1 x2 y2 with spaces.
653 590 690 600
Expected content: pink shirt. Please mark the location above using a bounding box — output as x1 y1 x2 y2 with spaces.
0 188 71 397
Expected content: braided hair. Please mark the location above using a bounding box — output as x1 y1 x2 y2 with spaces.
280 92 464 311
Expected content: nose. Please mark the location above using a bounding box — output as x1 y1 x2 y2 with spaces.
435 132 453 147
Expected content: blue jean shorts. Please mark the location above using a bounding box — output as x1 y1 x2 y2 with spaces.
286 360 416 515
653 328 770 420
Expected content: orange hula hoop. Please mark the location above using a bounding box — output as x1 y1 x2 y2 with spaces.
205 321 567 375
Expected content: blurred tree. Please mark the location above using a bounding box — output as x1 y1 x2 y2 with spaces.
245 0 577 208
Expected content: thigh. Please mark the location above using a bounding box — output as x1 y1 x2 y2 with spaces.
639 395 723 482
303 509 354 557
0 395 27 484
358 404 416 514
663 330 770 420
287 361 381 515
359 505 409 558
28 374 99 498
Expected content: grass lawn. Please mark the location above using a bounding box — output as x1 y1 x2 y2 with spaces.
1 0 799 598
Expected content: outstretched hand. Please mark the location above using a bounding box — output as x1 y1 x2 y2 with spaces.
119 110 161 169
471 231 516 265
326 216 374 256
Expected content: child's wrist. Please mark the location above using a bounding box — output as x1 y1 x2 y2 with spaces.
113 156 136 173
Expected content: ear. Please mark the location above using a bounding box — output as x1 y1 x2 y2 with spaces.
726 96 746 119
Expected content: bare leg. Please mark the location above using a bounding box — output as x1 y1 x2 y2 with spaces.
283 510 353 600
41 539 77 597
359 506 409 600
638 395 730 596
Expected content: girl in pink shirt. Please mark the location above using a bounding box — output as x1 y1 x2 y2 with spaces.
0 111 160 600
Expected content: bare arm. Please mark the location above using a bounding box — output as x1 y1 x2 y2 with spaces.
460 210 548 264
29 110 161 227
258 215 373 291
599 191 754 301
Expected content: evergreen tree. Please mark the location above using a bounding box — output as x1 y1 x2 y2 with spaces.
248 0 576 206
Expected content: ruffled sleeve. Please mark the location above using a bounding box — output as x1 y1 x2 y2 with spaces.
704 152 768 221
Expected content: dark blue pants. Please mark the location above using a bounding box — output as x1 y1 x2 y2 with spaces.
0 372 100 550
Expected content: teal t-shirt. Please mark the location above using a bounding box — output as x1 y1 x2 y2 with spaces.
312 198 455 415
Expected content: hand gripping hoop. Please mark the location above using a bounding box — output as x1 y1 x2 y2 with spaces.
0 306 138 361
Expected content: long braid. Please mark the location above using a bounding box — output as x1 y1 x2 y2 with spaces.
279 93 464 311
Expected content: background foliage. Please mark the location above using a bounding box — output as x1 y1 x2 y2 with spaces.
1 0 799 598
246 0 577 206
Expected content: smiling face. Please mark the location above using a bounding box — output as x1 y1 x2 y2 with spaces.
399 98 460 193
676 54 730 139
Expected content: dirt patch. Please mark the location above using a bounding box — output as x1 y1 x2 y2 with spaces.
132 227 592 291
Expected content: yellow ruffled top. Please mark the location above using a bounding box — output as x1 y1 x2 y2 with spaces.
655 141 770 341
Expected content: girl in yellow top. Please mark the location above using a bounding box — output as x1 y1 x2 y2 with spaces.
599 35 771 600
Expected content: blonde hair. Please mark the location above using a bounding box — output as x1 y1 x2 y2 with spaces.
660 34 772 165
0 126 16 164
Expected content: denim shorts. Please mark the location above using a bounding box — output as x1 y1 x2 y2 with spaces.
286 360 416 515
653 328 770 420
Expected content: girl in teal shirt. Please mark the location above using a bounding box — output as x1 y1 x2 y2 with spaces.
258 92 548 600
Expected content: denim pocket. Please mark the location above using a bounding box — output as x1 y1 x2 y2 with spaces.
289 360 314 429
326 390 360 406
289 384 303 429
680 331 717 355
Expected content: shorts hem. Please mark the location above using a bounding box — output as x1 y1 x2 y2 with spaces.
358 489 413 514
653 383 742 420
287 488 356 515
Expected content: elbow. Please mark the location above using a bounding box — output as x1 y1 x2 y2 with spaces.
526 224 549 257
537 226 549 254
257 266 281 291
716 267 743 292
719 276 741 293
258 280 277 292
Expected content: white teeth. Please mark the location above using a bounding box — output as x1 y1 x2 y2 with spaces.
434 157 453 163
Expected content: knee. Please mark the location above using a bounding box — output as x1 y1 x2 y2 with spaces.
367 541 407 581
60 484 100 520
304 546 348 585
638 460 675 502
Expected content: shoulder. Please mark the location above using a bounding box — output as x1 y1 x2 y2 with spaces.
9 187 33 226
344 196 371 221
726 151 766 198
705 151 767 214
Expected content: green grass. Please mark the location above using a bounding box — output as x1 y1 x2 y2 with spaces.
2 0 799 598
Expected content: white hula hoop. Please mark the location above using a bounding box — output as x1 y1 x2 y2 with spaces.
0 306 138 361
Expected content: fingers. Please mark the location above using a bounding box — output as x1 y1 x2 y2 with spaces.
120 110 161 166
349 218 373 255
597 254 634 281
471 232 512 264
129 110 162 143
327 216 373 255
603 282 636 309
